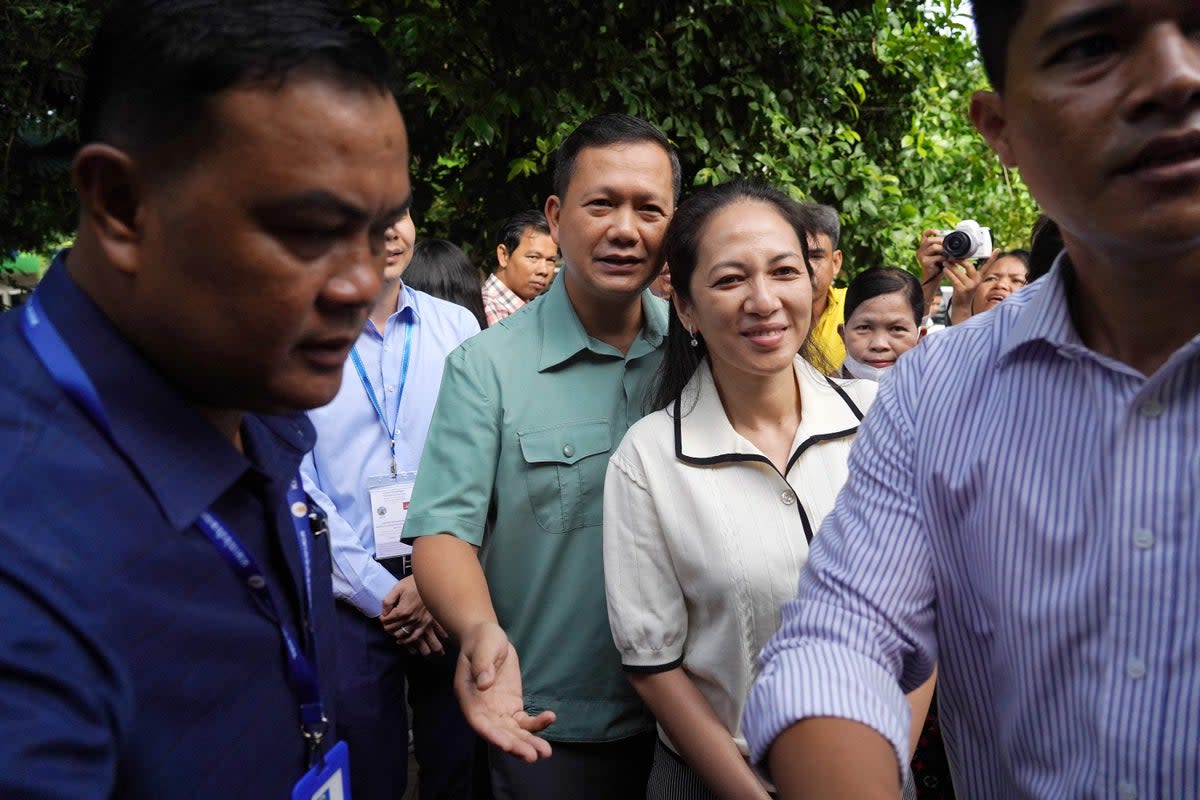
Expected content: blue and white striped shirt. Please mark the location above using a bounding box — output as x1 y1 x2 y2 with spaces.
743 260 1200 799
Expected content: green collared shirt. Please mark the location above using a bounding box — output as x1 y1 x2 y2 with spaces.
404 274 668 742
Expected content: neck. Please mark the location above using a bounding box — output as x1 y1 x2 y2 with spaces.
1062 237 1200 376
710 360 801 433
563 278 645 354
812 288 829 321
370 279 403 331
196 407 246 452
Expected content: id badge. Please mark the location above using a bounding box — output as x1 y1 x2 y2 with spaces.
292 739 351 800
367 471 415 560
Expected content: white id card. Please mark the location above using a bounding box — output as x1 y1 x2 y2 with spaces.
367 471 415 560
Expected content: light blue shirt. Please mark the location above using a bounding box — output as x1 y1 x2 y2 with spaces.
301 283 479 616
743 259 1200 799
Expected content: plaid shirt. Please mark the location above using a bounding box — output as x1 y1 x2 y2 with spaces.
481 272 526 326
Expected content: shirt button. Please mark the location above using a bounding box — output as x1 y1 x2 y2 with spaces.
1125 658 1146 680
383 345 391 352
1118 781 1138 800
1139 399 1164 419
247 575 267 590
385 385 396 393
562 444 575 458
781 490 796 505
1133 529 1155 550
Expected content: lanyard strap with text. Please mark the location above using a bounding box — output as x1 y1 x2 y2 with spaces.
348 317 413 476
20 292 328 762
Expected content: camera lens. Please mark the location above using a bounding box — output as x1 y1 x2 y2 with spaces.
943 230 972 260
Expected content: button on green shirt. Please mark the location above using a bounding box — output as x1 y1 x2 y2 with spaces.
404 274 667 742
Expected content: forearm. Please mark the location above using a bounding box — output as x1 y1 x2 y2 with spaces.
768 718 900 800
630 670 769 800
410 533 497 640
904 667 937 759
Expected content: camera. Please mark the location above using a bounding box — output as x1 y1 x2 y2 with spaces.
938 219 992 261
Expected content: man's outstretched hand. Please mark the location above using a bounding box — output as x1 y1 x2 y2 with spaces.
456 622 556 763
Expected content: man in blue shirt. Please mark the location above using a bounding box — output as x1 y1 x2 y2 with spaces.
301 209 480 799
0 1 411 797
744 2 1200 798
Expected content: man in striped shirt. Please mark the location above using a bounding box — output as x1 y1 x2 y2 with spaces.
744 2 1200 798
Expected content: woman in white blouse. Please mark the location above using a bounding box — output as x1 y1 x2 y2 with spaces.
603 182 932 799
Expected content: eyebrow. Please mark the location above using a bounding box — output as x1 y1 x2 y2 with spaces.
1038 3 1124 47
708 252 804 271
261 190 412 225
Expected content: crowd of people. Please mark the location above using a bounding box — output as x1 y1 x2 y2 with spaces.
2 1 1198 800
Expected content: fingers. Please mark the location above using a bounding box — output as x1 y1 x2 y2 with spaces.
469 710 557 763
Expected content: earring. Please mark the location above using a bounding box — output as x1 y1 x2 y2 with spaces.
688 326 698 348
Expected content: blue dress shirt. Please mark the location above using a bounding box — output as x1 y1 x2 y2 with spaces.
743 259 1200 799
0 256 338 798
301 283 478 616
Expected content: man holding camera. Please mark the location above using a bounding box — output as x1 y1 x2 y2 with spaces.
916 221 997 325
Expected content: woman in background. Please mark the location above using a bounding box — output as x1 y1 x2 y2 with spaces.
839 267 924 381
402 238 489 330
603 181 932 799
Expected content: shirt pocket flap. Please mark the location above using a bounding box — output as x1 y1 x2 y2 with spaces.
518 421 611 466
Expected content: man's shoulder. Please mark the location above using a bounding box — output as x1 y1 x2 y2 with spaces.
408 287 479 335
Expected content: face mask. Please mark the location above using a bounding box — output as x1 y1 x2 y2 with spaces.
842 352 892 382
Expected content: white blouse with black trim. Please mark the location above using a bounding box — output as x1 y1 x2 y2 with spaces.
602 355 877 757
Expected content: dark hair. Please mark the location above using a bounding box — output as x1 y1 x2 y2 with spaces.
552 114 681 204
844 267 924 327
495 210 551 261
992 248 1031 276
81 0 394 172
652 180 830 411
1028 215 1062 282
970 1 1028 93
403 239 488 329
801 203 841 250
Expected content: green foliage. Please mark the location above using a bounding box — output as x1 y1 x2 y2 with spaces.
360 0 1037 273
0 1 98 253
1 1 1038 276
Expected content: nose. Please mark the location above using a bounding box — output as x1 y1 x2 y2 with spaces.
868 330 891 352
607 206 638 245
743 275 782 315
321 243 383 312
1124 22 1200 120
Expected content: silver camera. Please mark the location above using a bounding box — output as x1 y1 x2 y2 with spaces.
938 219 992 261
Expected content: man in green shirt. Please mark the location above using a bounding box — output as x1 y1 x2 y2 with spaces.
405 114 679 799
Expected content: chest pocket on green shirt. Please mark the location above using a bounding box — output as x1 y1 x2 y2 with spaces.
517 420 612 534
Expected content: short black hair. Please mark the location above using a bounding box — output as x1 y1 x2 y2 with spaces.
653 180 830 411
970 1 1028 93
81 0 394 172
1028 215 1062 282
495 210 551 258
801 203 841 250
552 114 681 204
844 267 924 327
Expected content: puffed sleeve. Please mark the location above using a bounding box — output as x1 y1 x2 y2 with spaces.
603 435 687 672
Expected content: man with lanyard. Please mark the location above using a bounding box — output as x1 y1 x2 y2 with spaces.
0 1 411 797
405 114 679 798
301 208 480 799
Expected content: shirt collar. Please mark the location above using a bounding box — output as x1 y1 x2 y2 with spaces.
36 253 314 531
483 272 523 303
675 356 865 465
997 253 1090 365
536 271 669 371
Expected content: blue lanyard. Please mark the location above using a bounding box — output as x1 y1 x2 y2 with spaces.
348 312 413 476
20 292 328 760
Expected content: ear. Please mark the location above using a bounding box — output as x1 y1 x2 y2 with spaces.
496 243 510 270
970 90 1018 168
72 143 144 276
837 323 845 339
832 249 844 276
544 195 562 245
672 292 697 334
